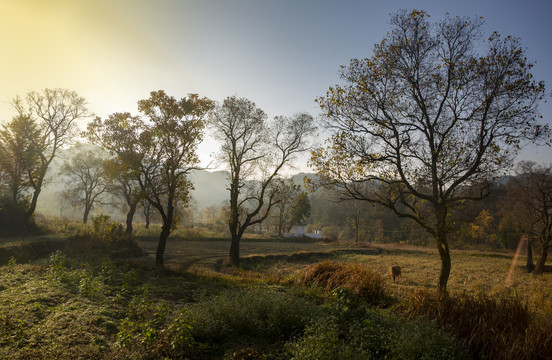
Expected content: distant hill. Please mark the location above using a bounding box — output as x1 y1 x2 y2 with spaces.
188 170 229 209
189 170 317 210
34 146 317 217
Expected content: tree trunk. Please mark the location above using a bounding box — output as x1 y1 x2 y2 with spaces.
25 185 42 222
25 163 48 222
277 210 282 236
156 224 170 267
229 180 241 267
143 202 152 229
435 234 451 293
229 234 240 267
10 185 18 204
526 236 535 272
83 206 90 224
533 244 548 275
125 202 137 234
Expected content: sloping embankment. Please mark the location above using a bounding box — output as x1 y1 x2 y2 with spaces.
0 237 70 265
240 248 381 266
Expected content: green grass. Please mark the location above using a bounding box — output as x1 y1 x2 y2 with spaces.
0 234 57 247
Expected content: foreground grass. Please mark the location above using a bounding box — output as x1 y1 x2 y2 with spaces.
0 247 471 360
0 253 201 359
1 228 551 359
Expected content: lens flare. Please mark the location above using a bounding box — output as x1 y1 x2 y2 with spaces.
506 235 526 286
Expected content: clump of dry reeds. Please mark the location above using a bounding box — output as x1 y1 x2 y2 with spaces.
400 290 552 359
298 260 387 306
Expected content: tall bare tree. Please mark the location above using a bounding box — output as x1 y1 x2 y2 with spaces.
11 89 88 221
61 147 109 223
210 96 315 266
272 178 301 236
310 10 549 291
344 200 370 244
140 199 155 229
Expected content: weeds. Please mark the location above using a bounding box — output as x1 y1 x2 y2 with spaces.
400 290 552 359
116 294 197 359
1 231 551 359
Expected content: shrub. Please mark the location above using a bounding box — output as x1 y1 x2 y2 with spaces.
47 250 75 286
399 290 552 359
73 214 144 256
188 288 322 345
91 215 125 247
47 251 144 300
289 310 469 360
0 199 37 237
299 260 387 306
47 250 104 297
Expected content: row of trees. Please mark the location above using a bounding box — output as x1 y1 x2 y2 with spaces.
87 94 314 266
1 10 550 292
0 88 314 267
0 89 314 265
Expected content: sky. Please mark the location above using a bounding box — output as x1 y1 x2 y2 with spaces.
1 0 551 170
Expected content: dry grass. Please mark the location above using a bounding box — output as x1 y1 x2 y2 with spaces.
274 243 552 360
156 237 551 315
323 246 552 314
399 290 552 360
290 250 552 360
298 260 387 306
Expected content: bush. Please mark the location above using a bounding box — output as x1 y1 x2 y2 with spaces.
188 288 322 345
0 199 37 237
70 214 144 257
399 290 552 360
289 309 469 360
47 251 143 300
91 215 125 246
299 260 387 306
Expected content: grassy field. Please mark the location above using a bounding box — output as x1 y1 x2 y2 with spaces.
136 236 366 269
140 236 551 313
0 230 550 359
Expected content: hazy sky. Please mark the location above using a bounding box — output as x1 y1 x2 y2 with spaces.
1 0 551 169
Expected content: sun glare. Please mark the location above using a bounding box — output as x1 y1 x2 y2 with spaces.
506 235 527 286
